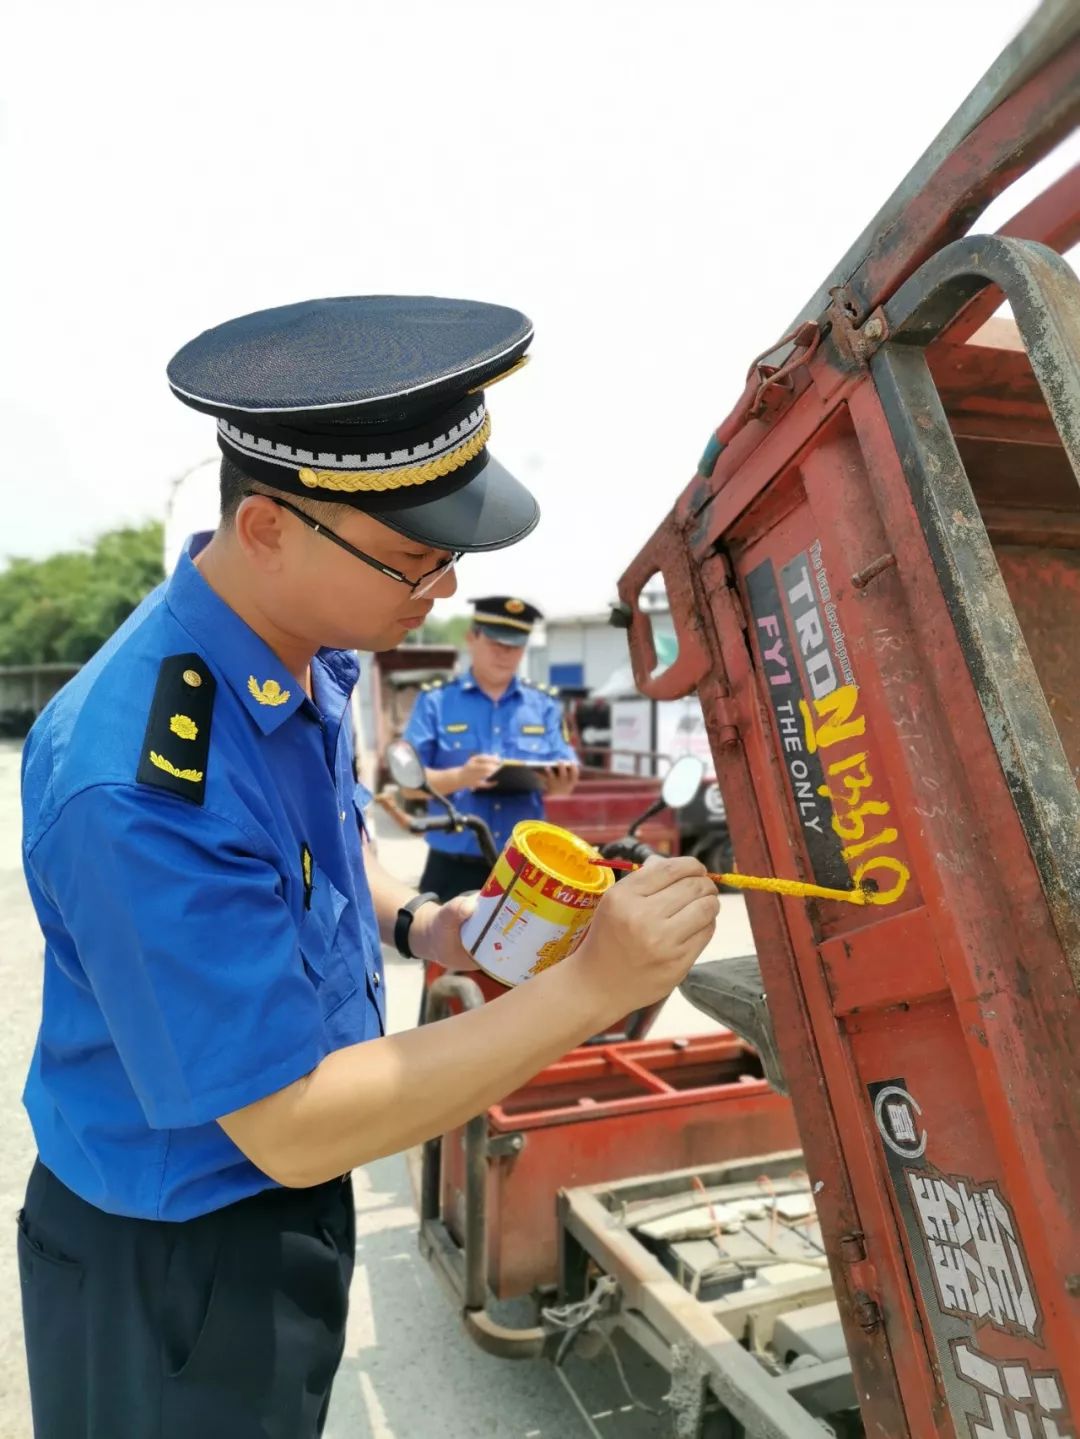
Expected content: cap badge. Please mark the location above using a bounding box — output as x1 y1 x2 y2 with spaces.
248 676 292 708
505 599 526 614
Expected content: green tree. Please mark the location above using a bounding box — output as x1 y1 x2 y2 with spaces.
0 521 165 665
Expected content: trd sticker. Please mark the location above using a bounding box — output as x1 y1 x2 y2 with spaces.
745 559 851 890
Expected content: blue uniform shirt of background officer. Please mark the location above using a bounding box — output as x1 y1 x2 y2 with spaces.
17 294 552 1439
404 596 580 902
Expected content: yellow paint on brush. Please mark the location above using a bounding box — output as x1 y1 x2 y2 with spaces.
715 872 870 906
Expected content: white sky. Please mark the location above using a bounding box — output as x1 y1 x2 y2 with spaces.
2 0 1076 618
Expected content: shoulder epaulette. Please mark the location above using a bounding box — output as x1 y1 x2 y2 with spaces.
136 654 215 806
526 679 559 697
420 677 448 693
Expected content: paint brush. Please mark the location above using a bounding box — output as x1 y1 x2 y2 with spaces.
590 856 870 906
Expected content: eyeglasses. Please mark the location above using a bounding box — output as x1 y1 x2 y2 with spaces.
249 493 461 598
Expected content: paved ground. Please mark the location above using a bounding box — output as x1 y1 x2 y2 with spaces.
0 738 755 1438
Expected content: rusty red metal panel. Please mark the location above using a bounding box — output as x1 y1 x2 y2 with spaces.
438 1034 800 1298
994 546 1080 777
602 17 1080 1434
616 367 1080 1435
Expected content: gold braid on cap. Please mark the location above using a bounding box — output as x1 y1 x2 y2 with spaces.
298 414 491 494
474 611 533 632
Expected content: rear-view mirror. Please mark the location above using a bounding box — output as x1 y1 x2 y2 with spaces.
661 755 705 811
387 738 426 792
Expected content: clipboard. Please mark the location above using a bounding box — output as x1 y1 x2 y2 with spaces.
487 759 557 794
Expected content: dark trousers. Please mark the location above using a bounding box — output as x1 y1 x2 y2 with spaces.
18 1159 355 1439
418 848 491 903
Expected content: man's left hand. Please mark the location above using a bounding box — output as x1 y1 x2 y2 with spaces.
543 761 580 799
409 894 480 972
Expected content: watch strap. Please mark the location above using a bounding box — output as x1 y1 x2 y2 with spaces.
394 891 440 959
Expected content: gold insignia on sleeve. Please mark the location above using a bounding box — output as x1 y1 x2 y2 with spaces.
169 714 198 741
149 751 204 784
248 676 291 707
301 842 314 909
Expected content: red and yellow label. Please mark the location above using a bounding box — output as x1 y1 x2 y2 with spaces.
461 821 613 985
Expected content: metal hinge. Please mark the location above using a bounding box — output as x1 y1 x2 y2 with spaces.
712 581 748 634
838 1231 868 1264
487 1132 526 1159
852 1292 883 1333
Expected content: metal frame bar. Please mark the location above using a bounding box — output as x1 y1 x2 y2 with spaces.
939 161 1080 343
873 232 1080 974
418 974 547 1358
784 0 1080 336
557 1156 850 1439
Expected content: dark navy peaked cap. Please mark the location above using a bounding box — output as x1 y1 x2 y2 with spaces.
470 595 543 646
166 295 539 553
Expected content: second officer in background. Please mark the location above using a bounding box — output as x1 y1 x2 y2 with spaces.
404 597 579 901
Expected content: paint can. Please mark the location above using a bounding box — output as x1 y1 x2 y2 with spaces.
458 820 614 986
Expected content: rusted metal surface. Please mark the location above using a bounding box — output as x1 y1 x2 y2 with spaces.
669 535 914 1438
612 27 1080 1430
616 511 715 702
995 546 1080 779
558 1159 844 1439
878 233 1080 979
850 552 898 590
747 322 823 419
846 39 1080 322
439 1033 799 1298
418 974 548 1358
940 161 1080 345
698 323 822 474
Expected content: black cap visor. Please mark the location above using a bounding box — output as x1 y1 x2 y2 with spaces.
473 622 530 647
362 451 539 554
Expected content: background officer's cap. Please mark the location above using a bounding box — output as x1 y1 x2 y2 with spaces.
167 296 538 554
470 595 542 647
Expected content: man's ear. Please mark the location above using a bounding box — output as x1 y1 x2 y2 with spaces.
234 494 287 570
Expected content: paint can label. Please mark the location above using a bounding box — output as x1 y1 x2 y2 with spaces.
458 821 613 986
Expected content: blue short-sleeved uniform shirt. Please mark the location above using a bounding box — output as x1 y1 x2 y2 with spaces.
20 534 384 1222
403 670 576 857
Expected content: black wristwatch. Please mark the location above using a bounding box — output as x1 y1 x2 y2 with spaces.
394 892 440 959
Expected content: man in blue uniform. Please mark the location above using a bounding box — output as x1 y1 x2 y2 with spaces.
404 596 580 900
17 295 720 1439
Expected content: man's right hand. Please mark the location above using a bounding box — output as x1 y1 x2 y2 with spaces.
571 856 719 1017
457 754 503 791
